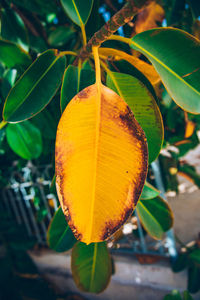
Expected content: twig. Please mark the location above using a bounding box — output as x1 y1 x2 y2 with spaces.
77 0 150 61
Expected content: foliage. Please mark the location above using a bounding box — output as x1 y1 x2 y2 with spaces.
0 0 200 295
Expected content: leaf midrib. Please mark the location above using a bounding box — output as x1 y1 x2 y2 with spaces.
5 54 59 120
131 37 200 98
89 242 97 291
137 200 163 237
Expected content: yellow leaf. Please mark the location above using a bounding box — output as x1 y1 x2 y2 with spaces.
99 47 160 85
55 84 148 244
134 1 164 34
185 120 196 138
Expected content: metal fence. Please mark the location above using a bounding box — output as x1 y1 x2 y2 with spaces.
1 162 176 257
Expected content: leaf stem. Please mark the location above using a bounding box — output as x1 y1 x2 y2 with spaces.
59 51 78 57
92 46 101 87
81 24 87 46
108 34 132 46
0 120 7 130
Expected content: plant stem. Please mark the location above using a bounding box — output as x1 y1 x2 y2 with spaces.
0 120 7 130
59 51 78 57
92 47 101 87
81 24 87 46
78 0 150 60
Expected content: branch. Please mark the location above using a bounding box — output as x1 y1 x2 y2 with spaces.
78 0 150 60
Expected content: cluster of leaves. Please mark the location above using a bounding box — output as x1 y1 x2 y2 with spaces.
163 290 194 300
0 0 200 295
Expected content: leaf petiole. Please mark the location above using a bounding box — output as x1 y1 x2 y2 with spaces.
0 120 7 130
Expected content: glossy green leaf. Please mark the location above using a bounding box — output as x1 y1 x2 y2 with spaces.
189 249 200 264
3 50 66 122
136 197 173 239
31 109 57 140
1 8 28 51
141 182 160 200
0 39 31 70
48 26 75 47
107 72 164 162
47 207 77 252
6 121 42 160
131 28 200 114
71 242 111 293
60 65 95 112
61 0 94 26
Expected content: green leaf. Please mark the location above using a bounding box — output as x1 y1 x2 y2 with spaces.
187 264 200 293
8 0 57 15
48 26 75 47
3 50 66 122
189 249 200 264
71 242 112 293
183 290 194 300
172 252 188 272
60 65 95 112
61 0 94 26
0 39 31 70
1 8 28 51
136 197 173 239
6 121 42 160
163 290 182 300
31 109 57 140
106 71 164 163
141 182 160 200
47 207 77 252
131 28 200 114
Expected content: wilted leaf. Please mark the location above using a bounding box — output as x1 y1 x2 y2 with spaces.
56 84 148 244
134 1 164 34
60 65 95 112
106 71 163 162
6 121 42 160
130 28 200 114
47 207 77 252
99 48 160 86
71 242 111 293
3 50 66 122
136 196 173 239
185 120 195 138
61 0 94 26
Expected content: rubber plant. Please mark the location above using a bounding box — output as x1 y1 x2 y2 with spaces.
1 0 200 294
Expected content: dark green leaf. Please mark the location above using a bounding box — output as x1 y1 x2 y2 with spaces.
47 207 77 252
31 109 57 140
183 290 194 300
8 0 57 15
172 252 188 272
3 50 66 122
71 242 111 293
0 39 31 70
131 28 200 114
1 8 28 51
48 26 75 47
187 263 200 293
163 290 182 300
60 65 95 112
136 196 174 239
189 249 200 264
141 182 160 200
106 71 164 162
61 0 94 26
6 121 42 160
